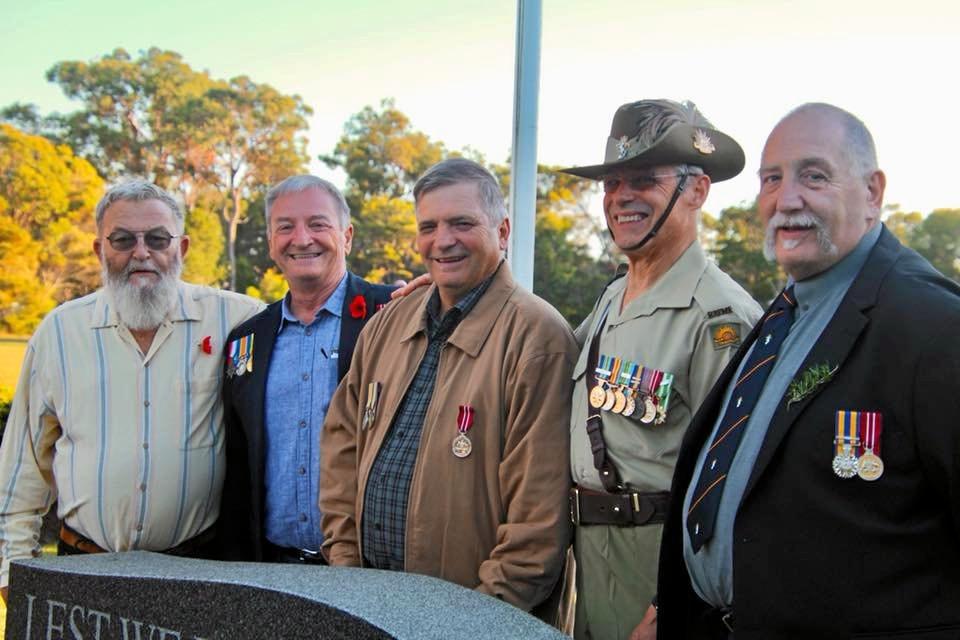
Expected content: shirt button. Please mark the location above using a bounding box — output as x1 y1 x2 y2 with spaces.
299 420 307 428
299 513 307 522
136 524 143 532
302 373 309 381
142 443 149 449
374 523 382 531
396 430 405 438
298 466 306 476
139 483 147 491
305 328 312 336
144 400 150 407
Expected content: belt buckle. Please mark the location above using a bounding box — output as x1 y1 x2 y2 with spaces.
569 487 581 525
721 610 734 632
298 548 321 563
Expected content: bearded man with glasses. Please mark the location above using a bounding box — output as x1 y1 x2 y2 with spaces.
0 178 263 603
558 99 761 640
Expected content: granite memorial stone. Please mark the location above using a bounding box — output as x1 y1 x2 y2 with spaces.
4 552 567 639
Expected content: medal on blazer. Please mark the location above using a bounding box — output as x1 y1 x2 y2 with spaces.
589 355 612 409
622 364 643 417
602 357 622 412
857 411 884 481
452 404 475 458
654 372 674 425
832 410 861 479
362 382 382 430
226 334 254 377
639 368 663 424
611 359 632 414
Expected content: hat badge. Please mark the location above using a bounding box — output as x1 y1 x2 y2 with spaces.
617 135 633 159
693 129 715 155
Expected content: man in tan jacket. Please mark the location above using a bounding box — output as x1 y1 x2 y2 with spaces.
320 158 578 613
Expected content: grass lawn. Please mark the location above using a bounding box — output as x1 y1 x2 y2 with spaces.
0 337 28 392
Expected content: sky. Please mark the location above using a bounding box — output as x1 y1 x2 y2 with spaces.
2 0 958 218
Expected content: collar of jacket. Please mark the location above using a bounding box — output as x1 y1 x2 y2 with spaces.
397 260 516 359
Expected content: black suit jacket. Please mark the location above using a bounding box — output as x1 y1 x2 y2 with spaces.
658 227 960 640
218 272 395 560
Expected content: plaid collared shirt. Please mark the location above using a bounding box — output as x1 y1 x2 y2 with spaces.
361 272 495 570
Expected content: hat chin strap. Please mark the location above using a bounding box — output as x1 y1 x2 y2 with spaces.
611 172 689 254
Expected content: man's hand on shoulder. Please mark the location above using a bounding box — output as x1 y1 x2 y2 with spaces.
628 604 657 640
390 273 433 299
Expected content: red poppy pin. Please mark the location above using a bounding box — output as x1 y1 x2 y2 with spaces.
349 294 367 320
199 335 213 354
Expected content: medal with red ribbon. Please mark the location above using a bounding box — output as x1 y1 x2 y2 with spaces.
856 411 884 481
453 404 475 458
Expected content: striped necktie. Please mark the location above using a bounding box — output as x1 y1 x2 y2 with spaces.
687 286 797 552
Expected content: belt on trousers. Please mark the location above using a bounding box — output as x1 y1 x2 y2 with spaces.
58 522 216 557
702 607 735 636
569 486 670 526
263 542 328 565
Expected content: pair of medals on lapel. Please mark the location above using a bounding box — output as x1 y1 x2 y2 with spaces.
226 334 254 377
832 410 884 481
452 404 475 458
588 354 673 425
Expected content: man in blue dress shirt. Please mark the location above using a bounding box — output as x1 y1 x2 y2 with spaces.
217 175 394 563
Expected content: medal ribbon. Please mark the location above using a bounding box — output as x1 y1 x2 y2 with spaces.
858 411 883 456
630 365 644 392
609 358 622 389
595 355 611 382
834 411 860 455
618 361 634 387
457 404 475 434
656 372 674 412
648 368 664 401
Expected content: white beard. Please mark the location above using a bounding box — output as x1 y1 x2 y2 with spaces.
102 255 182 331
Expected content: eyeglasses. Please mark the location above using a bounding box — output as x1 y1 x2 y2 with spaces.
105 227 180 252
601 172 688 194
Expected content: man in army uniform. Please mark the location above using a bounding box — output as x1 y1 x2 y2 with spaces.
560 99 762 640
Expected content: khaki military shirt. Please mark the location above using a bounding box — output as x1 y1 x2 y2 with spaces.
570 241 762 492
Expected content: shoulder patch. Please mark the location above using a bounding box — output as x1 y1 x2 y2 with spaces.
709 322 741 350
707 306 733 319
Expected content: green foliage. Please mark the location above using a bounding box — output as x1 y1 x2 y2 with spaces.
350 194 421 283
0 385 13 446
321 98 445 214
786 362 838 410
182 206 226 285
911 209 960 281
0 124 102 332
883 209 923 245
245 267 288 303
703 202 784 304
40 48 311 291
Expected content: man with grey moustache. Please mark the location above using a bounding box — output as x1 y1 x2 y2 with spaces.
654 103 960 638
0 179 263 603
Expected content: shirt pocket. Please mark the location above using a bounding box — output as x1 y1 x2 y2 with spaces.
174 376 222 450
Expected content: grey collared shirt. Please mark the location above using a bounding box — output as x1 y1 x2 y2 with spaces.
682 222 882 608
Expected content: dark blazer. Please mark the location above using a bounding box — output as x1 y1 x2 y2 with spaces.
218 272 395 560
658 227 960 640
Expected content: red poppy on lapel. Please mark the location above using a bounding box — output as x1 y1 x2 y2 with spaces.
349 294 367 319
200 335 213 354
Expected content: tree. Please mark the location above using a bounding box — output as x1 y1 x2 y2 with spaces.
0 124 103 332
46 48 211 186
703 202 784 304
322 100 444 283
321 98 445 214
173 75 311 290
0 217 56 333
496 165 616 328
912 209 960 281
37 49 313 291
182 206 226 286
883 208 923 245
